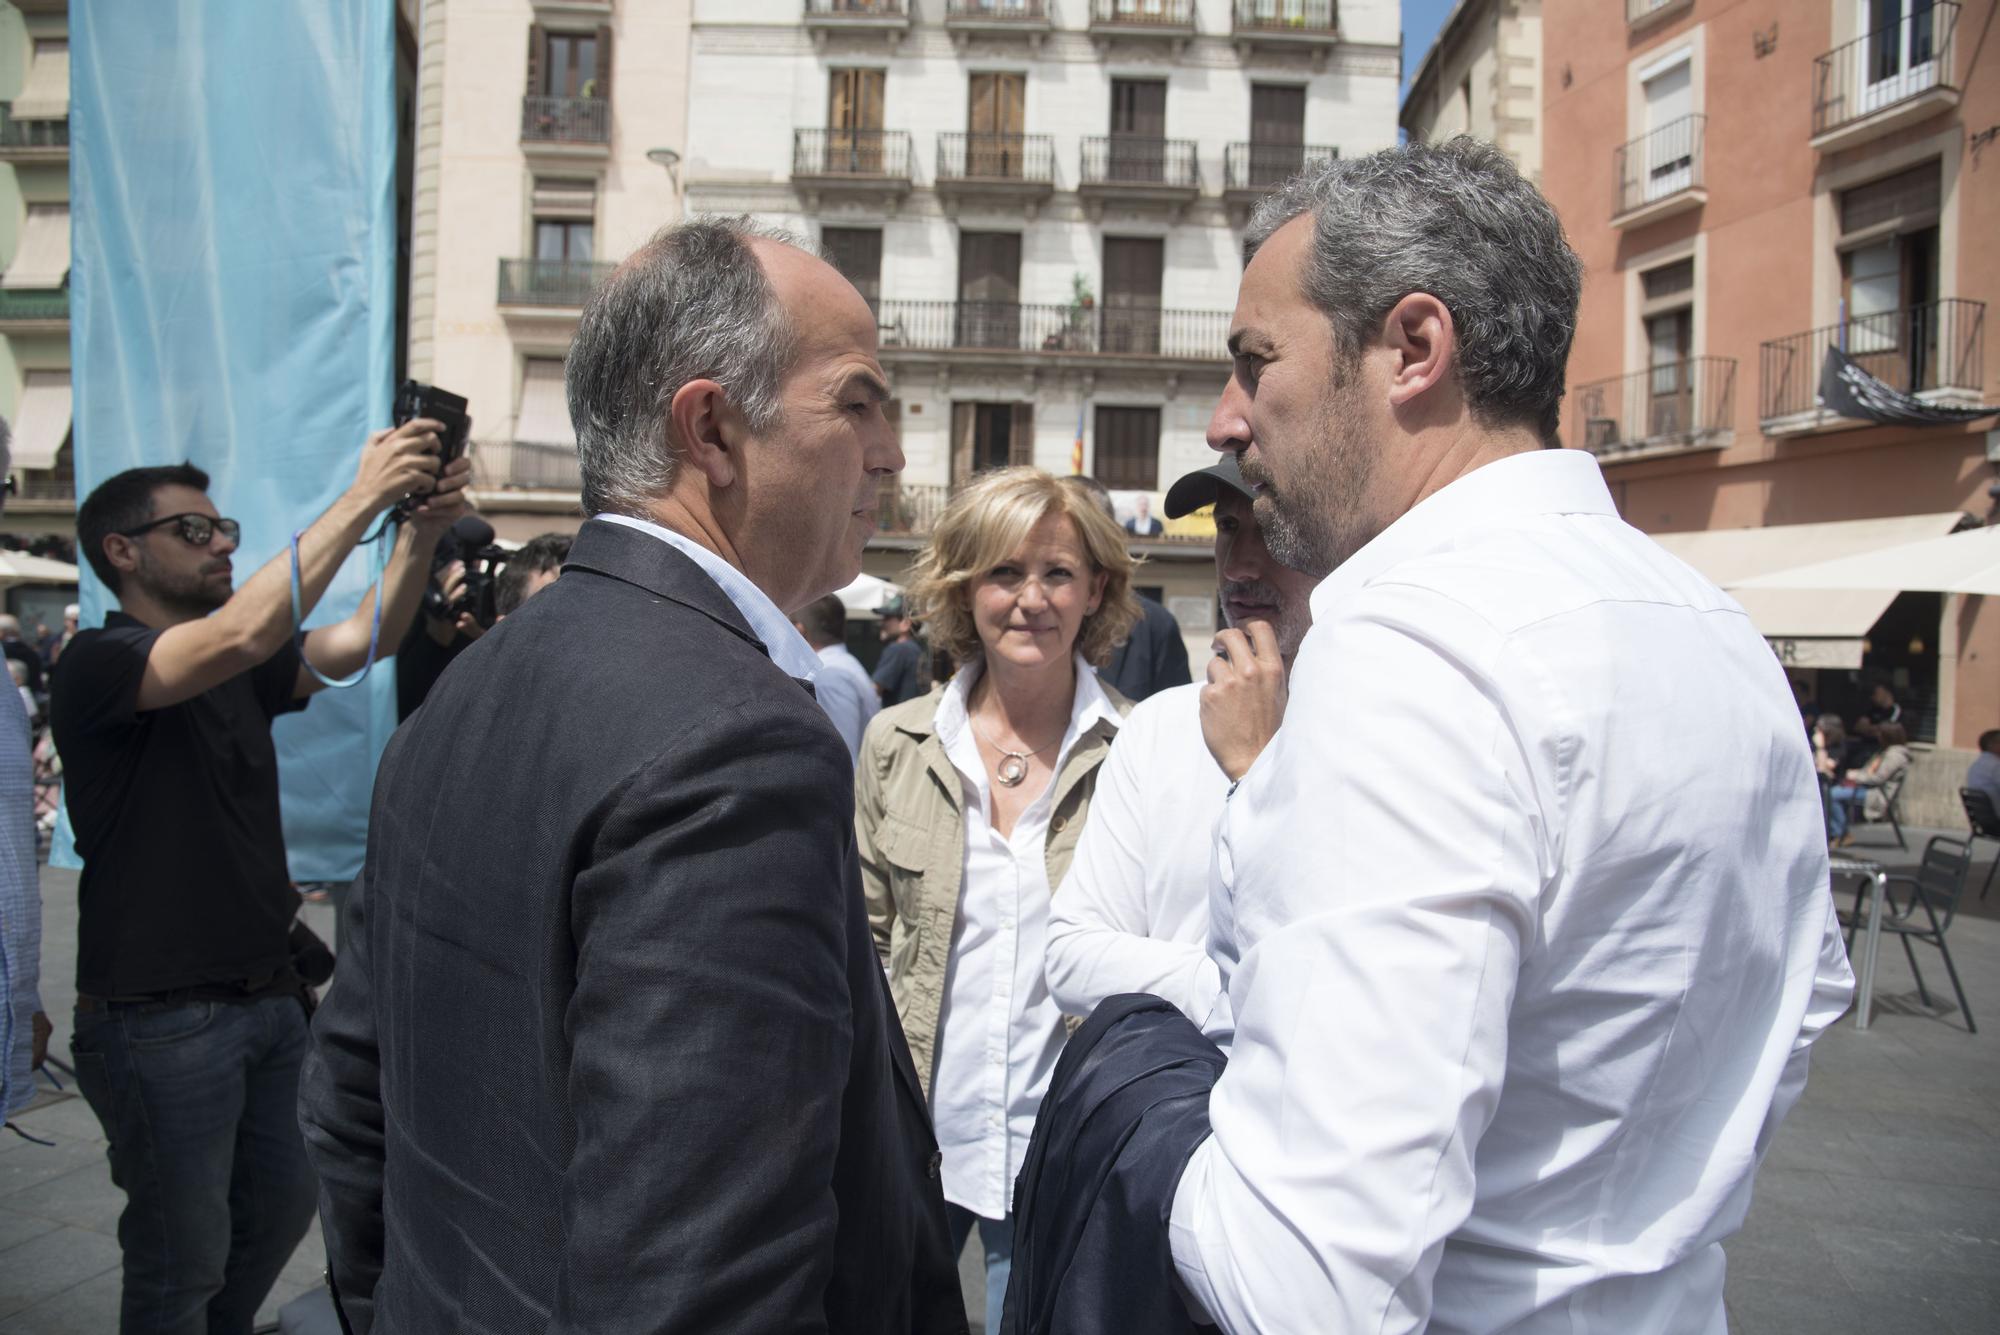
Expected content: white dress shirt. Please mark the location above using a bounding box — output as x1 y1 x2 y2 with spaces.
592 513 821 682
933 656 1120 1221
1169 449 1855 1335
812 643 879 762
1045 683 1232 1040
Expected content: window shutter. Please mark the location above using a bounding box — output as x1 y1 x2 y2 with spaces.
594 25 613 101
1010 403 1035 467
526 24 547 96
1840 160 1941 236
951 402 976 486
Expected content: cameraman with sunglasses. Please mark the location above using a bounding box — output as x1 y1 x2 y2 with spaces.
48 418 469 1333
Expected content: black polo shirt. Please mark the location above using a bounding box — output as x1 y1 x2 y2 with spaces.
50 612 309 997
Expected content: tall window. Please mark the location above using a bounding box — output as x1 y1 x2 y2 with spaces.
1101 237 1164 355
1641 259 1694 436
1108 79 1167 182
1639 52 1694 200
1247 84 1305 186
958 232 1022 349
823 227 883 309
534 221 594 263
968 72 1027 176
529 27 607 99
950 402 1034 484
1862 0 1940 106
828 68 888 172
1093 406 1160 490
1838 161 1941 388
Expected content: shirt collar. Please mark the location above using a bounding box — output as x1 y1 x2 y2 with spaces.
935 652 1120 755
593 513 821 682
1312 448 1619 619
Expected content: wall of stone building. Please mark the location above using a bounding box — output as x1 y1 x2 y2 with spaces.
0 1 66 427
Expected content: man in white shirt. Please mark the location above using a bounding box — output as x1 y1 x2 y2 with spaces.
793 592 879 761
1045 452 1316 1039
1165 139 1855 1334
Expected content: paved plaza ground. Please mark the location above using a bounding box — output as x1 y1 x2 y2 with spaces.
4 825 1998 1332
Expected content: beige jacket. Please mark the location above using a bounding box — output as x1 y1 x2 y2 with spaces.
855 678 1133 1098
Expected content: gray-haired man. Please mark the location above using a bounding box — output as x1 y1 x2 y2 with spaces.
300 219 965 1333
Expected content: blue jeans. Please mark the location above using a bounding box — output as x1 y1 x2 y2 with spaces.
1829 783 1865 839
70 995 320 1335
947 1205 1014 1334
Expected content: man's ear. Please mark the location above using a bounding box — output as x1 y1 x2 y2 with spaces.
101 533 141 580
1380 292 1455 409
668 378 746 489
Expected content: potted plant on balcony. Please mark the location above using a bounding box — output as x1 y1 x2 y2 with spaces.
1059 272 1095 352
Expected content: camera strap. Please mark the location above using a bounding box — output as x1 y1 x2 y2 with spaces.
289 513 394 690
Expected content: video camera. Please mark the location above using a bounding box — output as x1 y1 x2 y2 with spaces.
388 380 472 523
424 515 509 631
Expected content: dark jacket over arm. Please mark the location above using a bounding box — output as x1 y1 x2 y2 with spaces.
298 521 962 1335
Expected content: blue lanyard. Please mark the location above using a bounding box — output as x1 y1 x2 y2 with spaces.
290 514 393 690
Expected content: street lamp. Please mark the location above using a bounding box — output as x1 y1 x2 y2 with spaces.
646 147 682 190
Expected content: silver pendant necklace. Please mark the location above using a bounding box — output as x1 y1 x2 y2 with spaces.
971 715 1062 788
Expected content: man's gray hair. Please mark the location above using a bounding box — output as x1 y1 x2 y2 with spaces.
1245 138 1583 443
567 216 805 517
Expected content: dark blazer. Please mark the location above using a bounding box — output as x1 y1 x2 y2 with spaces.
1003 994 1224 1335
1102 595 1192 704
298 519 966 1335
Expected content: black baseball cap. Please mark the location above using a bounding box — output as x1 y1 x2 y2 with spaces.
1163 452 1254 519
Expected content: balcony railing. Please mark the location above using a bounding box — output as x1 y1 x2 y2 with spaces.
0 106 67 151
804 0 907 13
520 96 610 145
876 300 1228 360
938 133 1056 183
1232 1 1336 34
497 258 616 308
1090 0 1195 28
1626 0 1692 26
476 439 582 492
1080 137 1200 189
794 128 915 180
1759 298 1985 422
876 481 951 538
947 0 1050 18
1813 2 1959 141
1571 358 1736 458
14 477 74 502
0 289 68 322
1613 114 1705 219
1225 142 1338 191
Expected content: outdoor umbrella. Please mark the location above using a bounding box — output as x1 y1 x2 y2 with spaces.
1734 524 2000 597
0 550 79 588
835 570 903 619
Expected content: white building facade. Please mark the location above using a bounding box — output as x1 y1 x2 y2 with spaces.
686 0 1400 647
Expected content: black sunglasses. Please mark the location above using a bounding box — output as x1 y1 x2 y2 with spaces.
119 513 242 547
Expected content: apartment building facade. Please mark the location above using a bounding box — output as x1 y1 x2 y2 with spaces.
409 0 689 541
0 0 72 555
683 0 1400 656
1543 0 1998 749
1398 0 1543 181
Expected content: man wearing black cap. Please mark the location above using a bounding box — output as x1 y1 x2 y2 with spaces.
1045 452 1318 1035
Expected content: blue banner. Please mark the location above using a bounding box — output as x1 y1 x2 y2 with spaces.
61 0 399 878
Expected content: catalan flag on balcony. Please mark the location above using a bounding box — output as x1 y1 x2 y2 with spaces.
1072 400 1086 475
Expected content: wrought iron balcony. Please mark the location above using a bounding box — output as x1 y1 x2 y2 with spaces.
475 439 583 492
1079 137 1200 209
1812 1 1960 149
1089 0 1195 33
1612 114 1706 226
497 258 616 309
794 128 915 182
1225 142 1338 196
0 288 68 324
0 106 67 159
520 96 610 147
875 481 951 539
1626 0 1693 28
1571 358 1736 459
1759 298 1984 425
946 0 1049 21
1232 1 1337 38
13 476 74 502
875 299 1228 362
803 0 911 41
938 133 1055 183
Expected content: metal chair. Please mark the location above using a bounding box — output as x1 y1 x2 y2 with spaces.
1841 834 1978 1033
1962 787 2000 901
1840 767 1909 850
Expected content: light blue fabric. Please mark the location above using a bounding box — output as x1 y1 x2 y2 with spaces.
56 0 399 879
592 514 824 682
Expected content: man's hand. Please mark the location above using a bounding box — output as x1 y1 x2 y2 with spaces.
406 456 475 535
1201 620 1288 783
30 1010 49 1070
429 560 486 643
350 418 447 515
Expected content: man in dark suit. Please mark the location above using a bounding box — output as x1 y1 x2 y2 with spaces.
299 219 966 1334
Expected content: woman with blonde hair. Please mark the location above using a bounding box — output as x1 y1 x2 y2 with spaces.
855 466 1141 1330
